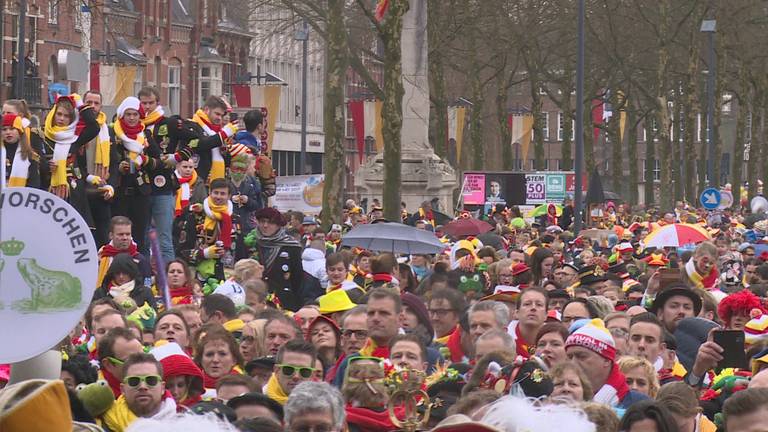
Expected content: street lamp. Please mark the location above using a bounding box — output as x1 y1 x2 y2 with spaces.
295 20 309 175
701 19 716 187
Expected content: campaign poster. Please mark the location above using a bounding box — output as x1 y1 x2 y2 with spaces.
273 175 325 214
525 174 546 204
546 173 566 203
462 173 486 205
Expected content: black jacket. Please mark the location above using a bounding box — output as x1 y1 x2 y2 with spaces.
260 244 303 311
92 253 156 309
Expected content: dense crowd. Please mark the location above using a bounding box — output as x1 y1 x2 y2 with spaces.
2 90 768 432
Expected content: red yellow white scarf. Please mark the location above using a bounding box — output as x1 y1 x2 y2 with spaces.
113 117 147 160
93 111 111 171
175 168 198 216
1 114 32 187
192 109 225 181
140 105 165 130
203 196 233 249
44 94 83 187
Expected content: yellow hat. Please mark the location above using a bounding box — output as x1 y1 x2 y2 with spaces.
0 379 72 432
319 289 357 315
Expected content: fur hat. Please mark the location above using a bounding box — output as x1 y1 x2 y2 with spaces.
718 290 765 327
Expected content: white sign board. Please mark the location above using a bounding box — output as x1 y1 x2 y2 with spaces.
0 188 97 363
272 175 325 214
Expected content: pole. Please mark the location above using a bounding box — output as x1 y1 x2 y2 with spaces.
14 0 26 99
574 0 585 235
81 3 92 91
706 31 716 187
299 20 309 175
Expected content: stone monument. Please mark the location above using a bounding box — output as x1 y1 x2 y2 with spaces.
355 0 458 214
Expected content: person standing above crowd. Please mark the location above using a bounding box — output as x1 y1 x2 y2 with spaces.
190 95 238 182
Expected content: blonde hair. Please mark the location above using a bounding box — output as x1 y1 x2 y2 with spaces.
242 318 268 360
233 259 263 284
618 356 660 398
694 241 718 259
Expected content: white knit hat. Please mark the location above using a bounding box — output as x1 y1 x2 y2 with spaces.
116 96 141 118
565 318 617 361
745 309 768 346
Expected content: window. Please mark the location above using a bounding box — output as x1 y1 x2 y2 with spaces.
203 0 209 25
48 0 58 24
558 112 575 141
642 159 661 182
133 67 144 96
168 62 181 116
722 93 733 113
198 64 222 107
272 150 323 176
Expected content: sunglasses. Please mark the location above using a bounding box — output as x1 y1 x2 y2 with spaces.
277 364 317 378
124 375 162 388
106 356 125 366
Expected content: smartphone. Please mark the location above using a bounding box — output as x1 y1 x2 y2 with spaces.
657 268 682 290
713 330 747 369
229 112 239 122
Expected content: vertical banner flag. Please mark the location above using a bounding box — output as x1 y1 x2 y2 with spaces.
348 100 365 163
520 115 534 163
448 106 467 163
592 95 604 143
374 100 384 152
618 90 627 144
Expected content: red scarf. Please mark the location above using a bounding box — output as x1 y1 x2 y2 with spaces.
601 363 631 403
118 117 145 141
170 285 194 305
371 273 394 283
444 326 466 363
178 393 202 409
202 369 239 389
515 325 532 359
345 406 405 432
102 367 123 398
100 241 139 258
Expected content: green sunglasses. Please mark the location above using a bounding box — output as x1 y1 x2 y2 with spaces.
277 364 317 378
123 375 163 388
106 356 125 366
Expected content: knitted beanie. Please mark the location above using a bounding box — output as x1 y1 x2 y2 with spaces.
565 318 617 361
745 309 768 346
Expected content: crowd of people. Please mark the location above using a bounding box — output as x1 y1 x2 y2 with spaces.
2 90 768 432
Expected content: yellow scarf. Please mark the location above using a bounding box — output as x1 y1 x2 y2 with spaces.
192 109 226 181
434 325 458 345
141 105 165 128
94 111 111 169
203 196 232 232
44 95 82 187
100 395 136 432
175 168 198 215
264 373 289 405
113 117 147 160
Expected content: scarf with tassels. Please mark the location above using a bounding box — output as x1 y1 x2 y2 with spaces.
251 227 301 269
264 373 289 405
175 169 198 216
44 94 83 187
140 105 165 131
113 116 147 160
1 114 32 187
192 109 225 181
92 111 111 170
203 197 233 249
592 363 631 406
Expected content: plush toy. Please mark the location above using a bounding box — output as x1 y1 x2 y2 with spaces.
76 380 115 417
203 278 222 296
127 302 157 331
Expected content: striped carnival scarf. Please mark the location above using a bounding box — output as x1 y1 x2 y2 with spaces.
685 258 719 290
175 168 198 216
113 117 147 159
93 111 111 170
44 94 83 187
1 115 32 187
203 197 233 249
192 109 225 181
140 105 165 130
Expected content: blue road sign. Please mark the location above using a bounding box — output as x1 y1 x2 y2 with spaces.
700 188 721 210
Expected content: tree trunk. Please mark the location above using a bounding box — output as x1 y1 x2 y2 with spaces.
627 102 639 205
645 119 655 207
610 109 623 197
320 0 348 227
562 91 574 171
671 90 682 203
381 0 408 221
469 74 484 170
585 103 595 175
733 67 748 209
427 0 447 159
496 79 513 170
699 100 708 194
655 0 673 211
684 80 699 205
712 31 726 187
530 75 545 171
748 85 762 200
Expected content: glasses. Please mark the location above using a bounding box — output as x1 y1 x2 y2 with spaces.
428 309 455 317
561 316 587 324
106 356 125 366
278 364 317 378
609 328 629 338
124 375 162 388
341 329 368 340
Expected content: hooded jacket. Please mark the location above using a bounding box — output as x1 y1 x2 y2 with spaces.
92 253 156 309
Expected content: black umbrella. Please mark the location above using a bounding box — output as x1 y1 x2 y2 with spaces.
585 168 605 205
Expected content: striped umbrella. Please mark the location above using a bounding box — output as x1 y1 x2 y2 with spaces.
643 223 711 248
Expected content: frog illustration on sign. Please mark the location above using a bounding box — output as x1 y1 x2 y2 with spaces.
12 258 83 312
